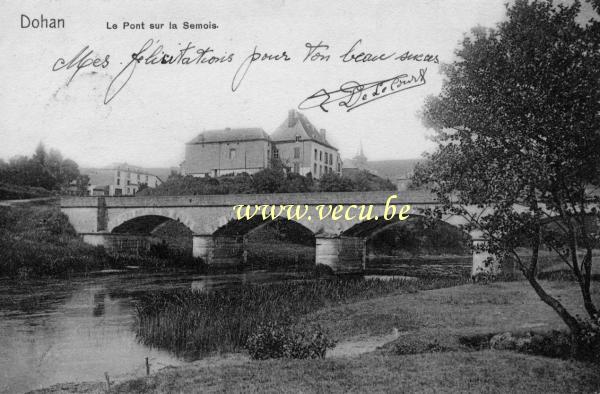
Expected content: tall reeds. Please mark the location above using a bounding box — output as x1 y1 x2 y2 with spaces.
135 276 465 359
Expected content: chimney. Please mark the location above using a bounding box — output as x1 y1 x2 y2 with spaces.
320 128 326 139
288 109 296 127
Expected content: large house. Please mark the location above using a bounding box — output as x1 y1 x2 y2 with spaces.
84 163 164 196
181 110 342 179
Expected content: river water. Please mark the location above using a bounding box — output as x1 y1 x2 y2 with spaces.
0 271 302 393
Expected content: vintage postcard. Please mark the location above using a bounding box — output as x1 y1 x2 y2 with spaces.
1 0 599 393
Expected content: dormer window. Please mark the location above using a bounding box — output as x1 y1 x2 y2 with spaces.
295 135 301 142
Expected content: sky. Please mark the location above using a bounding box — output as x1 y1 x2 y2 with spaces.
0 0 595 168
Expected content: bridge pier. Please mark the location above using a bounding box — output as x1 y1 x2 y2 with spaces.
316 236 364 273
193 235 247 266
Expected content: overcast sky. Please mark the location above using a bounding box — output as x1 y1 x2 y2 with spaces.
0 0 595 168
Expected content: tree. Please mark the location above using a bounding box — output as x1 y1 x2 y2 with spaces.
414 0 600 350
59 158 80 186
32 142 47 167
318 173 355 192
252 168 285 193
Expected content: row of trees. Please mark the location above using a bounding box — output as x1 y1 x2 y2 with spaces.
0 143 88 194
414 0 600 354
140 162 396 196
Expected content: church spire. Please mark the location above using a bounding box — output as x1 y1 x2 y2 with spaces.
353 140 368 168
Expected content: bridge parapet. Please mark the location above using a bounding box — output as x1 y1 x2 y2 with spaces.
61 190 438 208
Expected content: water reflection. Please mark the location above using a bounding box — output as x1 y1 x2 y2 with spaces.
0 271 301 394
92 291 106 317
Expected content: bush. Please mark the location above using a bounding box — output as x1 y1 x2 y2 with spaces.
478 328 599 363
245 321 336 360
574 315 600 363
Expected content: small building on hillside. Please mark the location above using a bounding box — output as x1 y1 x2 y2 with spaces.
181 110 342 179
84 163 164 196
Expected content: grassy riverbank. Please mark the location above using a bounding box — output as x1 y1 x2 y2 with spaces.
0 203 110 277
135 277 466 359
35 280 600 393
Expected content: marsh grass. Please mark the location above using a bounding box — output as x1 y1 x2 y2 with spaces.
134 276 465 359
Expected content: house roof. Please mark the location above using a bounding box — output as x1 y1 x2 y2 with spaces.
271 110 336 149
187 128 270 144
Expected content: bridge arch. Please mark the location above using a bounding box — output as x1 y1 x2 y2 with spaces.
107 208 199 234
342 215 472 276
206 217 316 268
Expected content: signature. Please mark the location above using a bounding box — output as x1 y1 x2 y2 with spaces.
298 69 427 112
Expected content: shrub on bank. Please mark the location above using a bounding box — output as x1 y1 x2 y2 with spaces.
575 315 600 363
466 322 600 363
245 321 336 360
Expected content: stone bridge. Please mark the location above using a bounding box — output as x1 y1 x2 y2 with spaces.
60 191 493 275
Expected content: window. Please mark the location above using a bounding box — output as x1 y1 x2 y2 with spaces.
329 154 333 165
293 163 300 173
137 174 140 180
229 148 236 159
325 152 328 163
319 151 322 161
314 163 317 174
319 165 322 175
273 149 279 159
116 178 120 185
117 171 120 177
314 149 317 160
295 135 301 142
145 175 148 182
294 147 300 159
127 180 130 185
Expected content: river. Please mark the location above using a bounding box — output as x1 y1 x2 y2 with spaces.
0 271 302 393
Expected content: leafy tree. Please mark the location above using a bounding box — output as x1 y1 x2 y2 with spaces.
318 173 355 192
59 159 80 186
0 145 81 192
32 142 47 167
414 0 600 348
252 168 285 193
284 172 314 192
